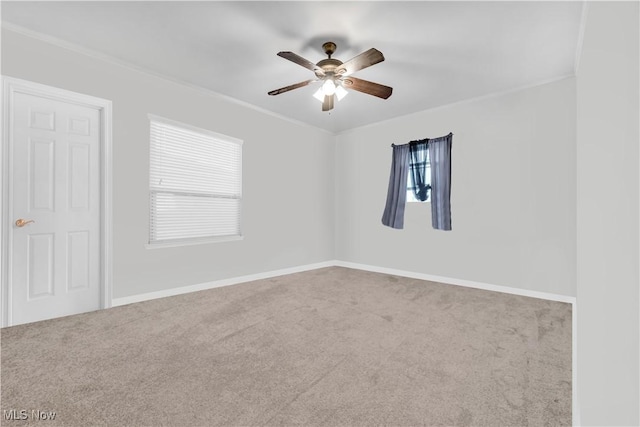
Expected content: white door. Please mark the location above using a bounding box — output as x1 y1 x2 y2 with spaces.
9 91 102 325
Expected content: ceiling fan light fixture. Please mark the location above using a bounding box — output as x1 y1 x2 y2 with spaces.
314 83 348 103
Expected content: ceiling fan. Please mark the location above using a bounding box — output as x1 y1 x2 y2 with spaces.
268 41 393 112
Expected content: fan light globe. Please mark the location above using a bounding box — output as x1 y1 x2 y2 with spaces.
313 88 325 102
335 85 348 101
322 79 336 96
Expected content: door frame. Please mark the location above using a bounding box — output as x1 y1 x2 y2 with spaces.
1 76 113 327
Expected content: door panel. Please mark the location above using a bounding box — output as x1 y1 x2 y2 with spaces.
10 92 101 325
67 231 90 291
68 142 90 210
30 138 55 211
27 233 54 299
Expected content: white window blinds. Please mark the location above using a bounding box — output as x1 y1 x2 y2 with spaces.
149 116 242 245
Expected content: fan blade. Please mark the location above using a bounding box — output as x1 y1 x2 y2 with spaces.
336 48 384 76
322 95 334 112
277 51 325 76
268 79 315 96
342 77 393 99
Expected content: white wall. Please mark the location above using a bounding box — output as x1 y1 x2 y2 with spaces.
576 2 639 425
335 78 577 297
1 29 335 299
5 7 640 423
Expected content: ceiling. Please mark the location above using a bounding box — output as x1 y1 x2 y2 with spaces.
1 1 584 133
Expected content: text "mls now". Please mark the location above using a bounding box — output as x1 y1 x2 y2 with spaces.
3 409 57 421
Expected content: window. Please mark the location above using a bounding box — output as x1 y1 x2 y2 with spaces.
406 149 431 203
149 115 242 246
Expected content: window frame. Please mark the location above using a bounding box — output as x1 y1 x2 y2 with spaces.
146 114 243 249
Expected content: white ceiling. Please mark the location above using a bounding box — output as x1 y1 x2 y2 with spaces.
1 1 584 133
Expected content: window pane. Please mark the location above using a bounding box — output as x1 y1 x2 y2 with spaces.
406 163 431 203
406 188 419 203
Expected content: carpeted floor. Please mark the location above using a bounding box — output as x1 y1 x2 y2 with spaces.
1 267 572 426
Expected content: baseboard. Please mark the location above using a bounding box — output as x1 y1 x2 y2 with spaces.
333 260 577 304
111 260 335 307
114 258 576 308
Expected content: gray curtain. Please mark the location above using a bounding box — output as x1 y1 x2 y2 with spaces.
381 144 410 229
429 133 453 230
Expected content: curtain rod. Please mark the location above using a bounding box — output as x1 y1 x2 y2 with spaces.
391 132 453 147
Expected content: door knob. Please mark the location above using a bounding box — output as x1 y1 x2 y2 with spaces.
15 219 35 227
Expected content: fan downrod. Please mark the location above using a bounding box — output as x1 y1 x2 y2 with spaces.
322 42 337 58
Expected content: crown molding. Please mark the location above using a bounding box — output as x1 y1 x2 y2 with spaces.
337 74 576 137
1 22 334 136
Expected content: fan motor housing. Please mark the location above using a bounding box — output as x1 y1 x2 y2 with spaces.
315 58 343 77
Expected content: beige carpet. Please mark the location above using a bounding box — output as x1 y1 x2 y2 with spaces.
1 267 572 426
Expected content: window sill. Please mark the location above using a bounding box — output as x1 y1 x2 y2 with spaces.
145 235 243 249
